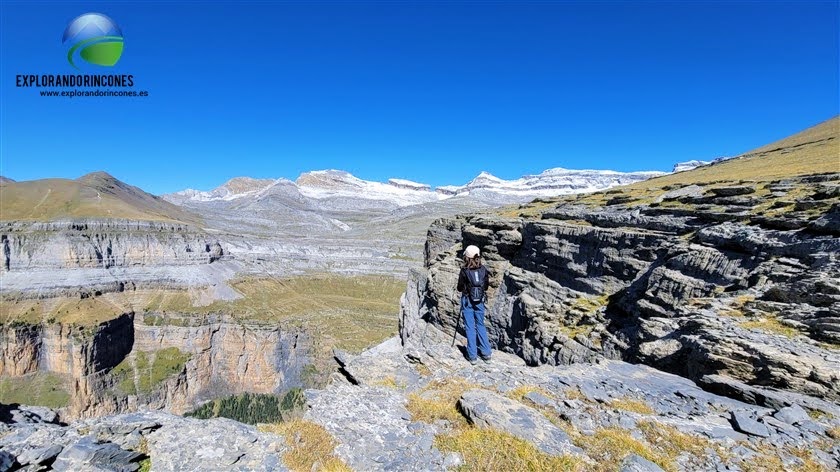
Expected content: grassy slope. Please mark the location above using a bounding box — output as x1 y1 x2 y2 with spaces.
0 171 197 223
502 115 838 216
628 115 838 188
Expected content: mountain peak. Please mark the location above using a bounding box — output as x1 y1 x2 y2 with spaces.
77 171 118 184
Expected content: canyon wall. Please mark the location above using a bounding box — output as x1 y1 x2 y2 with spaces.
0 313 310 420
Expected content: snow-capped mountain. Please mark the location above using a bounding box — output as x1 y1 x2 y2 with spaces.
672 160 711 173
164 166 666 208
438 168 666 198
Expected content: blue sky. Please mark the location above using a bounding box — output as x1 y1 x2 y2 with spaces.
1 1 837 195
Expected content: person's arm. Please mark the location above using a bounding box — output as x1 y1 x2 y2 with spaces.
456 269 466 293
483 267 490 291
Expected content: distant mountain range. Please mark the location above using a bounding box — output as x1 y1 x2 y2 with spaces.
164 167 666 209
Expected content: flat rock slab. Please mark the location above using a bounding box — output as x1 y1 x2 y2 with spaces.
458 389 582 456
731 411 771 438
305 384 449 471
773 404 811 425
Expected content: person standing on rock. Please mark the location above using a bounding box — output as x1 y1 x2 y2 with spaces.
457 245 492 364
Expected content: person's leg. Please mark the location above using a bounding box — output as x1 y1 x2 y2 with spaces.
475 302 492 359
461 296 478 360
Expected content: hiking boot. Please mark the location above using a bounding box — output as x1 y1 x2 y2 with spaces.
480 356 491 363
468 358 478 365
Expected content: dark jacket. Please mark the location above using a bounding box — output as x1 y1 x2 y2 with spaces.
457 265 490 295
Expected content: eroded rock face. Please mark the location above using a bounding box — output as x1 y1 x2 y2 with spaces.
401 173 840 402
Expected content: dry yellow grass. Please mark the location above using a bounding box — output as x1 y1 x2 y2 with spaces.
739 447 830 472
564 387 588 402
637 421 712 459
575 427 671 472
259 419 351 472
506 385 552 402
405 378 479 428
435 427 582 472
825 427 840 439
739 317 801 339
609 397 655 415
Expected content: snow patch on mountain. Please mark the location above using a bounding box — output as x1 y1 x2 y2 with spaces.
673 160 711 173
166 166 667 207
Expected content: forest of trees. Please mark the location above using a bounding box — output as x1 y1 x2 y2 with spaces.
186 389 305 424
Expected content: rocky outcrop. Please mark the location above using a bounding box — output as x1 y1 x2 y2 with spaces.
0 409 287 471
400 173 840 403
298 332 840 471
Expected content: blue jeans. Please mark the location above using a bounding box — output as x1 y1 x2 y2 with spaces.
461 296 491 360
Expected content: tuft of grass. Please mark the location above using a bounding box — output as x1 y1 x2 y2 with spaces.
372 376 402 389
564 387 588 402
137 458 152 472
574 427 671 472
740 317 801 338
808 409 834 421
414 363 432 377
609 397 655 415
0 371 71 408
826 427 840 439
435 427 581 472
506 385 552 402
259 419 351 472
739 448 830 472
637 421 712 460
406 378 479 428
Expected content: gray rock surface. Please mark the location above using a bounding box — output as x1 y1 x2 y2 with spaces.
457 388 581 456
0 411 287 472
620 454 665 472
730 411 770 437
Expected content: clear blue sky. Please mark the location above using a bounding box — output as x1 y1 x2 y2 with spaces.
1 1 837 195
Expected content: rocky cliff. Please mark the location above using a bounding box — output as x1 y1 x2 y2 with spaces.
401 171 840 405
0 312 309 421
1 220 223 272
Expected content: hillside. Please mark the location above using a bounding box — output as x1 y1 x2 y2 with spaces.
625 115 838 189
0 171 198 223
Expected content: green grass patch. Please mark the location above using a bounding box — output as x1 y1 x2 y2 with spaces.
112 347 190 395
0 372 71 408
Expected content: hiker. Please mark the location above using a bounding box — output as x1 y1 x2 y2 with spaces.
457 245 492 364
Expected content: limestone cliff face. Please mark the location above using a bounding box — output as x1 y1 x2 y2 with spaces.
402 174 840 402
0 314 133 377
0 313 310 420
1 219 223 271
